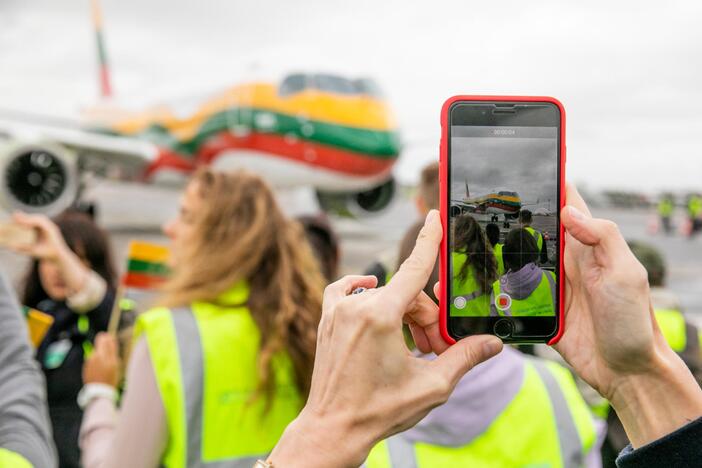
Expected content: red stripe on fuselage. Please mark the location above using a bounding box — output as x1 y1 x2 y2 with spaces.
144 131 396 180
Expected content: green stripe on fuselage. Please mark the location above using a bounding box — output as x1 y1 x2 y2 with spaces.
101 108 402 159
127 259 170 277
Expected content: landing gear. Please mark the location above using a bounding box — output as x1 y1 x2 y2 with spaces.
503 221 510 229
491 214 499 223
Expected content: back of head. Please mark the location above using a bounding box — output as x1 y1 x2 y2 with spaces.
162 169 325 400
519 209 533 225
485 223 501 246
22 210 116 306
296 214 339 282
627 240 666 287
453 214 496 293
503 228 539 272
419 161 440 212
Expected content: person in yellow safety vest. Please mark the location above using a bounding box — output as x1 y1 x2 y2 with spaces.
598 240 702 467
687 193 702 237
76 169 326 468
657 194 675 235
519 209 549 264
365 347 601 468
451 214 498 317
485 222 505 275
490 228 556 317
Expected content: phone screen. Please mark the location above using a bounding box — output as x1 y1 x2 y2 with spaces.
447 101 561 342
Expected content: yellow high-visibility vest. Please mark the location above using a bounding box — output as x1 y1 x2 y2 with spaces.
491 270 556 317
451 252 491 317
365 360 597 468
525 226 544 251
134 282 303 468
493 243 505 276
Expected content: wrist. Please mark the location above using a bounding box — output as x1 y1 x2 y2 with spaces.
77 383 117 410
268 407 373 468
609 345 702 448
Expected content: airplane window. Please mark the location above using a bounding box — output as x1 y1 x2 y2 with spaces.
354 78 383 97
279 74 307 97
312 74 357 95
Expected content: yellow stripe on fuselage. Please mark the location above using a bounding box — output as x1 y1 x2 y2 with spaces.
110 82 396 142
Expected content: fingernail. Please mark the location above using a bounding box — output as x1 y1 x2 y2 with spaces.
425 209 438 225
483 337 502 356
567 205 585 220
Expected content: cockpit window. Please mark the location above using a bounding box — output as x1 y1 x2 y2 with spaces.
279 73 384 97
353 78 382 98
312 74 357 95
279 74 307 97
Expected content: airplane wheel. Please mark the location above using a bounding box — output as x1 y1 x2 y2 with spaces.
503 222 510 229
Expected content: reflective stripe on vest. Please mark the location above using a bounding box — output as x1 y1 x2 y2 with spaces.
173 308 262 468
491 270 556 317
366 360 594 468
134 287 302 468
525 226 544 251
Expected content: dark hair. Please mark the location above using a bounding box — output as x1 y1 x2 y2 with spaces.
485 223 501 247
503 228 539 272
296 215 340 282
22 211 116 307
519 209 533 224
453 214 497 294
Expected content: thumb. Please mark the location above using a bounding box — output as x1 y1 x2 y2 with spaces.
562 206 629 255
432 335 503 388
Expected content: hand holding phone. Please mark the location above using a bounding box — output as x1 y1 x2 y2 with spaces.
0 221 37 249
439 96 565 344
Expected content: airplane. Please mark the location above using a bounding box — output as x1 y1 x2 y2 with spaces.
0 1 401 218
451 182 538 228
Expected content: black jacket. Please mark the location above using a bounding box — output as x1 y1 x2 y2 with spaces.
34 291 114 468
616 417 702 467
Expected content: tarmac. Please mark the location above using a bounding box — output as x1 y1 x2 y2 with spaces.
1 181 700 327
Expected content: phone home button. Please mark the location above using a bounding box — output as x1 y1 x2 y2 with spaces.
493 319 513 339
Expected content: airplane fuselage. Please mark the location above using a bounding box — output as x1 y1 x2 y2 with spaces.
98 80 401 192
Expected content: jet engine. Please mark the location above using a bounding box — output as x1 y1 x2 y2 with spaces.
0 141 79 216
317 178 396 217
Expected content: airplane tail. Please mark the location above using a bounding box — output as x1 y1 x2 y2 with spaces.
90 0 113 98
465 181 470 198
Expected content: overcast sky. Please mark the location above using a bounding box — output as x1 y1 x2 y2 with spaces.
1 0 701 191
451 136 557 211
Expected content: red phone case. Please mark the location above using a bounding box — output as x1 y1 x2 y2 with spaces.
438 95 566 346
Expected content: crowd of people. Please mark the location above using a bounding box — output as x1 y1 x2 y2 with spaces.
0 163 700 468
450 209 555 318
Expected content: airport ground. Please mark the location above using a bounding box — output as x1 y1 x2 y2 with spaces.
1 180 700 328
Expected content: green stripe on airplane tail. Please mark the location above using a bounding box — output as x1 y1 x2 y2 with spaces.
108 108 402 159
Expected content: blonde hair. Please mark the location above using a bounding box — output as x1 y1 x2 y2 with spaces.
160 168 325 403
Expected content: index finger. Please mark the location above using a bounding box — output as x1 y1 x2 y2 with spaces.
384 210 442 312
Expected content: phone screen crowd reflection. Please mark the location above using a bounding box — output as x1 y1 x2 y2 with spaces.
449 125 558 318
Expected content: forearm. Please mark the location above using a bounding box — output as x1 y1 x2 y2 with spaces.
55 246 93 297
268 409 373 468
610 346 702 448
79 397 119 468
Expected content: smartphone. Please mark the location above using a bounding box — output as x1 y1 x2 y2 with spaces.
439 96 565 345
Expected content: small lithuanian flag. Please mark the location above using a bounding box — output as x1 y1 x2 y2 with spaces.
123 241 170 289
